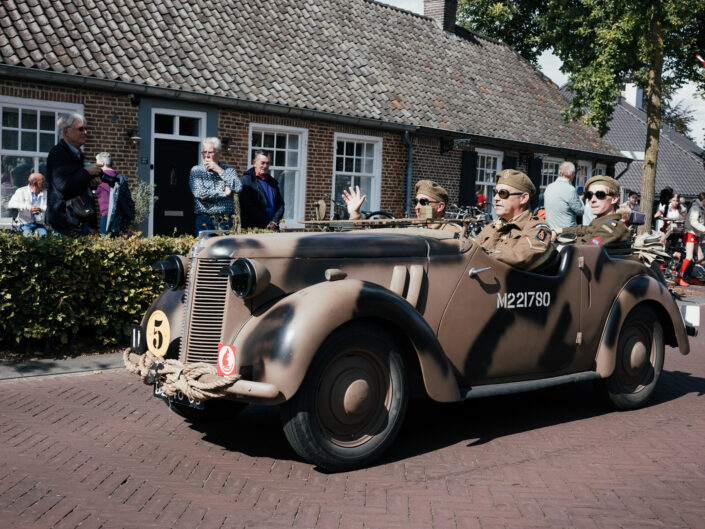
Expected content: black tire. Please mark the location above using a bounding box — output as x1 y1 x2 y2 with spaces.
280 323 408 471
603 306 664 410
166 398 248 423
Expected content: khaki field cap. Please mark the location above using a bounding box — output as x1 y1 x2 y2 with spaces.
495 169 535 195
415 180 449 204
585 175 619 194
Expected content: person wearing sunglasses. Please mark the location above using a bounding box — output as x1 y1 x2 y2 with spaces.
555 175 629 247
46 113 103 235
475 169 556 271
343 179 460 231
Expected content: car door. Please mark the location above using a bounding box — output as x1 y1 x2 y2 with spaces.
437 245 584 384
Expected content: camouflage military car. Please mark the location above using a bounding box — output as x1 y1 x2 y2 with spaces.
131 227 695 470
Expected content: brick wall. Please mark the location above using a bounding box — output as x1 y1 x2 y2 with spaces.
217 110 409 219
411 135 462 205
0 80 140 185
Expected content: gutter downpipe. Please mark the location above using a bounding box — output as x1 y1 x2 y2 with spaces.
404 131 413 217
615 160 632 179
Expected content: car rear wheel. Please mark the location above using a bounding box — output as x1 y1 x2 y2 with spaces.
604 306 664 410
166 398 248 423
280 323 408 471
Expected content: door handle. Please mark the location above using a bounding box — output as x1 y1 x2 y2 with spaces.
468 266 492 278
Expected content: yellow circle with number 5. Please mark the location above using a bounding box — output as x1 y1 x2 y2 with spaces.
146 310 170 357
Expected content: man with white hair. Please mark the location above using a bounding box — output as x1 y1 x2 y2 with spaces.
46 113 103 235
189 137 241 235
543 161 584 231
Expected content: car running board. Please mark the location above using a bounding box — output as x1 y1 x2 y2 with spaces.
460 371 602 400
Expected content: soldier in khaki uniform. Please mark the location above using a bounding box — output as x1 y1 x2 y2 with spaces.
557 175 630 247
476 169 556 271
343 180 461 232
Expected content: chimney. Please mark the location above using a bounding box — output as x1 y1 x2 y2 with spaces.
424 0 458 32
622 83 644 110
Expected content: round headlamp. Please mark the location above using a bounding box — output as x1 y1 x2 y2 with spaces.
152 255 188 290
220 258 270 298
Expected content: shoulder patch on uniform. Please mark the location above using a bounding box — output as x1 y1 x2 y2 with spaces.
591 237 602 246
536 229 549 242
607 220 617 226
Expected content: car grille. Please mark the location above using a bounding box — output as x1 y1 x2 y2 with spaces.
181 258 230 364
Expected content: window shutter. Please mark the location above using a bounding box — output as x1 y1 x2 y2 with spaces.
459 150 477 207
606 165 615 177
503 156 517 170
528 157 543 211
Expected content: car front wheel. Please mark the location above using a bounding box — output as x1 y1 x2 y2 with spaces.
280 323 408 471
604 305 664 410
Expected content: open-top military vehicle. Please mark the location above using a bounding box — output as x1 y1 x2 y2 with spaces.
127 225 695 470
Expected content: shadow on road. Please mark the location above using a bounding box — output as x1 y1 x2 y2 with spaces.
184 368 705 471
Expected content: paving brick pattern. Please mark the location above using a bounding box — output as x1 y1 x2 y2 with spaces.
1 336 703 528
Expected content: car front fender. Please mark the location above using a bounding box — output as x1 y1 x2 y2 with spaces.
231 279 460 402
595 275 690 378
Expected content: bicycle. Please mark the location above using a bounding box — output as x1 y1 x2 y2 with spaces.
444 204 491 237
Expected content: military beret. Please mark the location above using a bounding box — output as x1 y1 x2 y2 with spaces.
414 180 449 204
495 169 535 195
585 175 619 194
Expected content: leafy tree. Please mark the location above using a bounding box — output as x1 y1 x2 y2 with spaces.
458 0 705 231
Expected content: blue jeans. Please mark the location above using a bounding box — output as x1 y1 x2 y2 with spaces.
100 215 108 235
195 214 232 236
18 223 48 237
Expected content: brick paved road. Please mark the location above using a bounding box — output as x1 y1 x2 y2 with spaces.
1 335 703 529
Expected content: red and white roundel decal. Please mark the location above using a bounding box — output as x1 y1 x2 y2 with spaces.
217 344 237 376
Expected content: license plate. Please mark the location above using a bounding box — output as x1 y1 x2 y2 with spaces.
153 384 204 409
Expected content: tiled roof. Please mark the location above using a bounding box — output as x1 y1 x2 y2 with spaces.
606 100 705 196
0 0 621 158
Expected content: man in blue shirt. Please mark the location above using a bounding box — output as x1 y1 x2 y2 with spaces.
240 151 285 230
189 137 241 235
544 161 584 231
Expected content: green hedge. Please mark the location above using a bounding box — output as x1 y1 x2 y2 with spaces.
0 232 196 348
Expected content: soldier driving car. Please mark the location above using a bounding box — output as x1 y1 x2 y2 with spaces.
475 169 556 271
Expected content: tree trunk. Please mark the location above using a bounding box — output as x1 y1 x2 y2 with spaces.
638 0 664 235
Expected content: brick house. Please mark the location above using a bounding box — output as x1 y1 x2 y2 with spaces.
0 0 626 234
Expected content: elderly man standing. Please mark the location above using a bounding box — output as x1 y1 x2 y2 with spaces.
46 113 103 235
476 169 556 271
8 172 48 236
544 162 584 231
189 137 241 235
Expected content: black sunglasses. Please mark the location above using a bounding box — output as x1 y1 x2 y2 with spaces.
493 189 524 199
412 198 440 206
585 190 614 200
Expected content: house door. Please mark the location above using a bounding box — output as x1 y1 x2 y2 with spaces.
153 139 198 236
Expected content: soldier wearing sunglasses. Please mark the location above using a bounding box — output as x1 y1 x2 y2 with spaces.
475 169 556 271
556 175 629 247
343 179 460 231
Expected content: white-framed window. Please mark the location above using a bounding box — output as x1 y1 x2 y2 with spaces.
332 133 382 217
576 161 591 191
249 123 308 227
594 163 606 176
1 96 83 225
540 158 563 188
152 110 204 140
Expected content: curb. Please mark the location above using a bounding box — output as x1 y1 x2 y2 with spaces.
0 352 125 381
